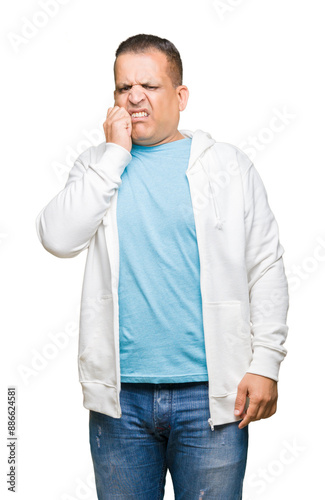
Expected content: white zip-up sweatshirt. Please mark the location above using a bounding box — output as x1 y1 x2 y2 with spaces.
35 129 289 429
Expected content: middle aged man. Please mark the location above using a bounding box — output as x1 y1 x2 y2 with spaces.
35 33 289 499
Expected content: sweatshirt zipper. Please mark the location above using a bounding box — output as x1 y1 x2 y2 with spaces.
187 156 219 431
103 201 122 418
112 192 123 419
199 158 220 429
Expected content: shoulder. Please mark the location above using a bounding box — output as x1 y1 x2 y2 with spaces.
208 141 253 177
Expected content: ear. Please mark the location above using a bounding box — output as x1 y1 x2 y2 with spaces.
177 85 189 112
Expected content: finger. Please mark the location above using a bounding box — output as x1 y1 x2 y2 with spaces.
110 114 132 129
237 413 250 429
126 121 132 137
109 105 130 117
234 386 248 416
238 401 260 429
244 397 276 425
106 106 114 118
106 106 121 119
234 401 246 416
104 108 114 129
103 108 130 133
256 400 277 420
106 108 131 127
238 410 254 429
253 406 268 422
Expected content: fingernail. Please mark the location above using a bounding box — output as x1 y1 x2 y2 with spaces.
234 410 240 415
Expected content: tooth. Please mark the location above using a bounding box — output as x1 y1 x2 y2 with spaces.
132 112 148 117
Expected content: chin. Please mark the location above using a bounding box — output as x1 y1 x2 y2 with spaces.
132 133 153 144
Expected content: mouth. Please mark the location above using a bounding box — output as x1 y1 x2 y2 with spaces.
129 109 150 122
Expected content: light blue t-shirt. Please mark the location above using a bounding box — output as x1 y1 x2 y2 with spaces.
117 137 208 383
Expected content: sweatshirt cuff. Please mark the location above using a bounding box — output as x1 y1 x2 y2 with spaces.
103 142 132 168
246 345 287 382
105 142 132 159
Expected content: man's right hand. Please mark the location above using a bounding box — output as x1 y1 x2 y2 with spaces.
103 106 132 153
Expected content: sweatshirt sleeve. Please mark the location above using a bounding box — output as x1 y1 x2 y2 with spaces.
35 142 132 258
242 160 289 382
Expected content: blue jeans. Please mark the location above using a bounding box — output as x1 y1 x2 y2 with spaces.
89 381 248 499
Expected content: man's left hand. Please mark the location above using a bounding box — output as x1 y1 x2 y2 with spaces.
234 373 278 429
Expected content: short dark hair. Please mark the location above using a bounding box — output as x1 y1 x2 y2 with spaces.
114 34 183 88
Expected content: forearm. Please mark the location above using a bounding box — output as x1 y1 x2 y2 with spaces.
247 254 289 381
36 142 131 258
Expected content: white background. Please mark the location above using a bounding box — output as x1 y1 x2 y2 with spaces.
1 0 323 498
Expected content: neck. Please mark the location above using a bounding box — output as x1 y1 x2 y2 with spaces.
132 130 185 147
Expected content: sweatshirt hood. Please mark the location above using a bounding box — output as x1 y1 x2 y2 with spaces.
180 129 223 230
179 128 216 171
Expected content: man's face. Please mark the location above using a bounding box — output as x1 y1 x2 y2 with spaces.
114 50 188 146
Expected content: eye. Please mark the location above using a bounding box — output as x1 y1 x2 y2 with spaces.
117 86 131 93
143 85 157 90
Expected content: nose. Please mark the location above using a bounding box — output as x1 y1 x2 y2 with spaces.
128 85 145 105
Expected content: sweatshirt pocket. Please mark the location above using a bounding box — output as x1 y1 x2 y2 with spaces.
78 294 116 385
203 300 252 397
